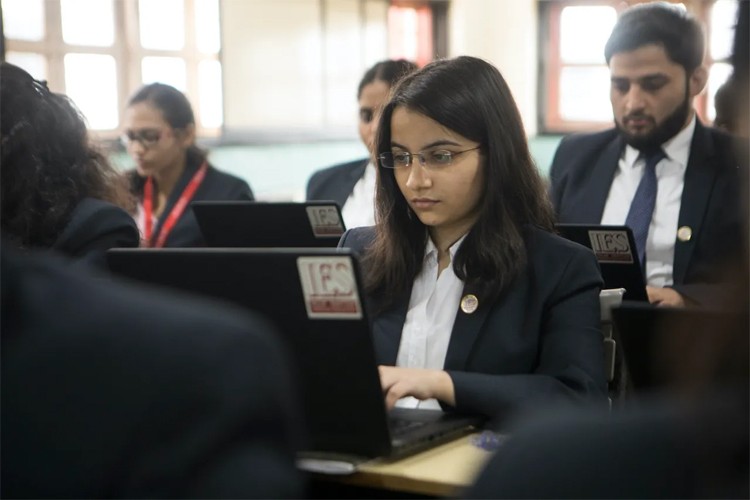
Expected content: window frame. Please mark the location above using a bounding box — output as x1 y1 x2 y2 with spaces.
539 0 736 134
3 0 222 139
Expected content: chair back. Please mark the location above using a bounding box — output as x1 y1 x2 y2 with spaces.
600 288 625 401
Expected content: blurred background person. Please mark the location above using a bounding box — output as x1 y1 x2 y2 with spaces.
306 59 417 228
0 62 139 268
549 2 743 309
123 83 254 248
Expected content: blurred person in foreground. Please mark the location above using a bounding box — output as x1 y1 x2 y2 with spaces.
1 246 305 498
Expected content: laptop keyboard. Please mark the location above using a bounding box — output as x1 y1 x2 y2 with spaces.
388 417 428 437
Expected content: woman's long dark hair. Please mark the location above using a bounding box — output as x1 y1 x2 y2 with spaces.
365 56 554 304
0 62 134 249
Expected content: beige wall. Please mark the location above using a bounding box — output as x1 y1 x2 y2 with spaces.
221 0 389 139
448 0 539 135
221 0 539 138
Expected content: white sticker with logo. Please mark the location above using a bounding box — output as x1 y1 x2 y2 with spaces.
305 205 345 238
587 230 634 264
297 256 362 319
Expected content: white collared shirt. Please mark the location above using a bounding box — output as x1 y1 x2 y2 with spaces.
341 162 377 229
395 235 467 410
601 115 695 286
135 202 156 244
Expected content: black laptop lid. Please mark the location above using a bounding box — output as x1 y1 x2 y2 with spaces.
555 224 648 301
192 201 345 248
107 247 392 456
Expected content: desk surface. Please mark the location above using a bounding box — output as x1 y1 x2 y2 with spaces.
316 432 496 497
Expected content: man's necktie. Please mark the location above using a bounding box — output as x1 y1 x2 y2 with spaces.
625 148 666 266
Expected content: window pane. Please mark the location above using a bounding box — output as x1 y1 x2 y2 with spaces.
559 66 612 122
6 52 48 81
141 57 187 91
139 0 185 50
195 0 221 53
198 60 223 128
2 0 44 41
64 54 119 130
710 0 738 61
707 62 733 121
61 0 114 46
388 7 419 62
561 6 617 64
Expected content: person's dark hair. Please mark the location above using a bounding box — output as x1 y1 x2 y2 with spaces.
357 59 418 99
126 82 206 166
1 62 134 249
365 56 555 305
604 2 705 74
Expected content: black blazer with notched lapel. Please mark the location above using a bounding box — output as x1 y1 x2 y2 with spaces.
549 121 744 307
305 158 369 207
339 226 608 419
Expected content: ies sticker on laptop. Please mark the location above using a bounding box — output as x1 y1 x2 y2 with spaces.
306 205 345 237
587 230 634 264
297 256 362 319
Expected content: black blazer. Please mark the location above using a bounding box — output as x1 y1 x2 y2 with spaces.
52 197 139 269
305 158 369 207
549 121 744 307
1 249 303 498
339 226 608 419
130 159 254 247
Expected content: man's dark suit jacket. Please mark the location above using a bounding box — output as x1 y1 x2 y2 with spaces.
305 158 369 207
52 197 139 269
130 158 254 247
1 250 303 498
549 121 744 307
339 226 608 419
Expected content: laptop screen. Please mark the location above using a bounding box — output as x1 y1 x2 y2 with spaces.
192 201 346 248
555 224 648 301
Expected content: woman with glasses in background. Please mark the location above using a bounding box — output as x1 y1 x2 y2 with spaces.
122 83 254 248
1 62 139 268
306 59 417 229
339 56 607 420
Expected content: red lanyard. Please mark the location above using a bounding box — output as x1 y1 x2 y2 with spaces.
142 161 208 248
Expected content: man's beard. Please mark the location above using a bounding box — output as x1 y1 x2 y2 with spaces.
616 88 691 153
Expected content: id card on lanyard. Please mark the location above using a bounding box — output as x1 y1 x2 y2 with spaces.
142 161 208 248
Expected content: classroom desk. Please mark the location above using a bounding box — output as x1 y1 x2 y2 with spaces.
311 432 496 497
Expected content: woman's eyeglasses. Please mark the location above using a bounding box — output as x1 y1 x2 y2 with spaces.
378 146 481 170
120 129 164 149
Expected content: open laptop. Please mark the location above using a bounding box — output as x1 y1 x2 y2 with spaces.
556 224 648 301
106 247 481 463
192 201 346 248
611 302 748 392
